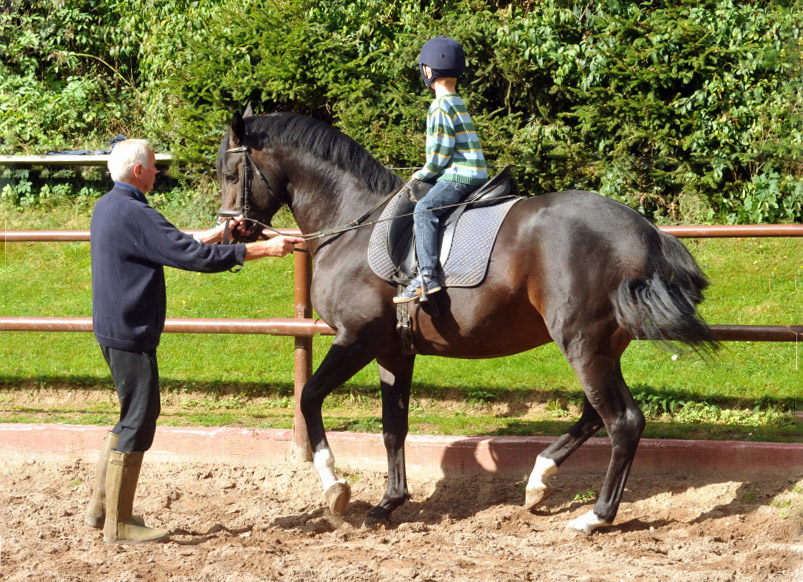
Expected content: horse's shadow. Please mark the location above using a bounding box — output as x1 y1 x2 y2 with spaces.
266 437 796 533
378 438 794 532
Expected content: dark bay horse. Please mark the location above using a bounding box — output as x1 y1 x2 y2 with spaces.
217 111 718 534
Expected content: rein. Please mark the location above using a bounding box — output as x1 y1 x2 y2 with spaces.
300 191 519 242
218 144 517 246
232 189 518 245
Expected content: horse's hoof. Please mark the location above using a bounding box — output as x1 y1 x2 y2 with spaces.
524 484 553 512
567 510 610 534
324 481 351 515
362 514 391 530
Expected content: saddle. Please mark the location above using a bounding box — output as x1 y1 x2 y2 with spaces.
367 166 521 288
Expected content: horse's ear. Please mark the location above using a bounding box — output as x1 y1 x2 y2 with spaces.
243 104 254 118
230 111 246 147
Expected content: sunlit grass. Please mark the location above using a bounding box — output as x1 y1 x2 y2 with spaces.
1 202 801 441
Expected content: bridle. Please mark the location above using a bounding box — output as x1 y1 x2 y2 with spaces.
217 142 397 248
217 145 281 245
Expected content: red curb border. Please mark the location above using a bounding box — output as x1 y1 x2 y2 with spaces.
1 424 800 478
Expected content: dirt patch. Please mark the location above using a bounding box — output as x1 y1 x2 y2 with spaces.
0 453 801 581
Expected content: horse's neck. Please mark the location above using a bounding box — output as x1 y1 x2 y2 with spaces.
287 163 394 239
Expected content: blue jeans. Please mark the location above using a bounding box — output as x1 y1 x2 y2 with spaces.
414 180 478 277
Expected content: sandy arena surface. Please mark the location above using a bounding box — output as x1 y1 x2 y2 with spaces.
0 449 801 582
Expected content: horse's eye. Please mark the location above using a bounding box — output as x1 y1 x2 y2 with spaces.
225 172 238 184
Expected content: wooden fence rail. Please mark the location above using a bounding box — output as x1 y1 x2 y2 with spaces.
2 224 801 457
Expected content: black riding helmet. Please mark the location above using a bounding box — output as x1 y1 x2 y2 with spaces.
418 35 466 88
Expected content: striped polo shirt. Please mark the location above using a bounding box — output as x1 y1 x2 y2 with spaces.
413 93 488 186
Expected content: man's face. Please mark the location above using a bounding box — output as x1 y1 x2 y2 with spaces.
131 149 159 194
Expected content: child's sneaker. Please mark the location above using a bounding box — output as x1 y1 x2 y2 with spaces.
393 275 442 304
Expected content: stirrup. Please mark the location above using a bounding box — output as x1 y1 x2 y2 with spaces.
393 275 441 304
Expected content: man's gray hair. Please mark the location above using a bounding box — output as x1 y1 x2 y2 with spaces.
107 139 151 182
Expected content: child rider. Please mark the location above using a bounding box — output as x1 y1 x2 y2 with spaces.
394 35 489 304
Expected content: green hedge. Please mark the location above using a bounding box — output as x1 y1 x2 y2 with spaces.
2 0 802 223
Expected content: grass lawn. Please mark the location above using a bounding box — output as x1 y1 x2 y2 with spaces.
1 203 801 442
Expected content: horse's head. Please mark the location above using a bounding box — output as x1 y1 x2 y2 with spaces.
216 109 286 242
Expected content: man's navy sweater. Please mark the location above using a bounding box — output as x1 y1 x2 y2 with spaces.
91 182 246 351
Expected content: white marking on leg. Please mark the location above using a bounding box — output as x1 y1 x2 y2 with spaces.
524 455 558 510
567 510 611 534
313 447 344 492
527 455 558 490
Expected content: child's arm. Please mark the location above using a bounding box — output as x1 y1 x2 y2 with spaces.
413 104 455 182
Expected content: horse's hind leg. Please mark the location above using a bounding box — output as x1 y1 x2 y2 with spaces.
571 357 644 533
364 353 416 528
530 329 645 534
525 395 604 510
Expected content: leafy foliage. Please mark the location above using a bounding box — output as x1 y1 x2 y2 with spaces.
0 0 143 151
497 0 803 221
1 0 801 223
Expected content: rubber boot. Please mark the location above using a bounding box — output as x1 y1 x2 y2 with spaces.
85 433 144 529
103 450 169 544
85 431 118 528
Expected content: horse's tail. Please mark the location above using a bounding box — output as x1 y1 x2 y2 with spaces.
612 230 720 354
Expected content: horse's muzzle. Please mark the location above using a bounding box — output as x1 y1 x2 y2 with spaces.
216 210 265 243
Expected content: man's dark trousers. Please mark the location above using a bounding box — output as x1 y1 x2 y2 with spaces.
100 346 160 453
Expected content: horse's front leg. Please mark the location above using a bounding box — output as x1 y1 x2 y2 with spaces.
299 343 377 514
364 353 416 528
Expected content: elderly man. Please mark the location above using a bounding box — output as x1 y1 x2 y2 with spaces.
86 139 302 544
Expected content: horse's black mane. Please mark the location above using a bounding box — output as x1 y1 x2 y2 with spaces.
244 113 402 195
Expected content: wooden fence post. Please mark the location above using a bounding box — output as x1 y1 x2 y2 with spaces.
293 246 314 463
